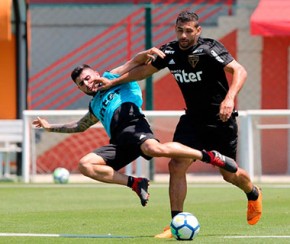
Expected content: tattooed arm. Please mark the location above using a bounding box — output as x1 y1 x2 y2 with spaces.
32 111 99 133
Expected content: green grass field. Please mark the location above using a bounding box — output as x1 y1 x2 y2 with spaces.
0 182 290 243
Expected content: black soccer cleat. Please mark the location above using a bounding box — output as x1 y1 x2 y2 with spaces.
132 177 150 207
206 150 238 173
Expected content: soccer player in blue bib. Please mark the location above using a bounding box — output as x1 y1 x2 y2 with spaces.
94 11 262 237
33 48 237 207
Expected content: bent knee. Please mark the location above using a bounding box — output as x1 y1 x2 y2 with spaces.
141 142 162 157
78 158 89 173
78 154 90 166
78 153 101 172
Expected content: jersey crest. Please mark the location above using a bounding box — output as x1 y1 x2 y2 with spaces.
188 54 199 68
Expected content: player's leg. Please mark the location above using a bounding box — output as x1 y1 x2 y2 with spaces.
135 114 237 172
211 118 262 225
140 139 237 173
154 157 192 239
78 145 150 207
220 168 262 225
141 138 202 159
154 115 198 239
78 152 128 185
169 158 192 213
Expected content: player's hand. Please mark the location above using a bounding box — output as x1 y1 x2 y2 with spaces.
93 77 112 91
219 98 234 122
145 47 165 64
32 117 51 130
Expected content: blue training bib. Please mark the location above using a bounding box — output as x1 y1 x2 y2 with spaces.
89 71 143 138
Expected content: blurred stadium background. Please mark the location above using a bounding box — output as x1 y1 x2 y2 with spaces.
1 0 290 182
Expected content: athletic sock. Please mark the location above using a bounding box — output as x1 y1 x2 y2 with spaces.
201 150 210 163
246 186 259 201
127 176 135 188
171 211 182 219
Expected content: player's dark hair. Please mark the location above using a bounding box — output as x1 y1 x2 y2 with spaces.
176 11 199 27
71 64 92 82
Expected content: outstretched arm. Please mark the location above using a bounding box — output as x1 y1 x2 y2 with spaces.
32 112 99 133
95 47 164 90
111 47 164 75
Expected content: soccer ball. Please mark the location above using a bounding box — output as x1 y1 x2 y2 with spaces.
53 167 70 184
170 212 200 240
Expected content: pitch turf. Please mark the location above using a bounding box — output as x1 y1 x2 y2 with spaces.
0 182 290 243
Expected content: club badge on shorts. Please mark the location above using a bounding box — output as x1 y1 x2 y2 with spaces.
188 55 199 68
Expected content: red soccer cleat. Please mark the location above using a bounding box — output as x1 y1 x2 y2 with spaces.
206 150 238 173
132 177 150 207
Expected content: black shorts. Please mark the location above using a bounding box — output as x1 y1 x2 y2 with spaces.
94 115 157 171
173 114 238 159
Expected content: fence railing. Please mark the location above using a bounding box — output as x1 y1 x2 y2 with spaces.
21 109 290 183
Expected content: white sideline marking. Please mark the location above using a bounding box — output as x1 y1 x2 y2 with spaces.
224 236 290 239
1 183 290 189
0 233 131 238
1 233 290 239
0 233 59 237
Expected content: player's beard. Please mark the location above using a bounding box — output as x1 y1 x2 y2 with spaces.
178 38 195 50
178 34 199 50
